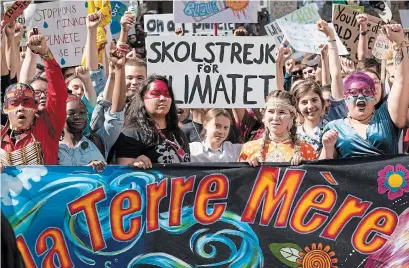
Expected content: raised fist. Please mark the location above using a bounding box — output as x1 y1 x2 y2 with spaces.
175 27 184 36
75 66 91 81
382 24 405 45
317 19 334 39
86 11 102 30
121 14 135 32
356 14 368 32
27 34 49 56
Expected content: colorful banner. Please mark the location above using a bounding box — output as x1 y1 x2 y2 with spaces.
146 36 277 108
173 0 259 23
2 155 409 267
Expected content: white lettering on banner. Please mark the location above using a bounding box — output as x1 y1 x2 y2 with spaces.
146 36 277 108
144 14 234 36
277 21 349 55
332 4 383 62
24 1 87 67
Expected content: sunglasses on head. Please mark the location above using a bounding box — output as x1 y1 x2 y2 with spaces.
346 88 375 98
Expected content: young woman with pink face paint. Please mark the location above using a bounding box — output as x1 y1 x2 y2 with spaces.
115 75 190 168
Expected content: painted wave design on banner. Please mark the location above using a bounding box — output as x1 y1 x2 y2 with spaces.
5 167 262 267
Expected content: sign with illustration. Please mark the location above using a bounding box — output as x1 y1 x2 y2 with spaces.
2 155 409 267
174 0 259 23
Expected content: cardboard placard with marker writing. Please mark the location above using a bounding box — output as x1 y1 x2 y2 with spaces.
23 1 88 67
332 4 383 62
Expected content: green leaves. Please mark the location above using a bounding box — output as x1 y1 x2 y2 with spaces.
269 243 303 267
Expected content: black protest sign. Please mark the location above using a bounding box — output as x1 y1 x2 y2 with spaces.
146 36 276 108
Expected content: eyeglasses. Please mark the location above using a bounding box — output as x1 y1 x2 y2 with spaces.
303 69 314 75
291 70 303 76
34 89 47 97
346 88 375 97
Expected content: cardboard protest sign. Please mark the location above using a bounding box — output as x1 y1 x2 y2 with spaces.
146 36 276 108
174 0 259 23
144 14 234 36
277 20 349 55
2 0 31 29
268 1 297 20
3 1 29 46
332 4 383 62
372 34 391 60
400 10 409 28
24 1 88 67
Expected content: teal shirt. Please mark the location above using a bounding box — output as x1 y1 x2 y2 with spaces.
322 103 401 158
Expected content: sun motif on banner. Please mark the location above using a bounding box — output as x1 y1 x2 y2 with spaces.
377 164 409 200
296 243 338 268
224 0 249 18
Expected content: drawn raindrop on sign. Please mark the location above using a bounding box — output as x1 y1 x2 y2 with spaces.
60 58 66 65
43 22 49 28
85 1 88 8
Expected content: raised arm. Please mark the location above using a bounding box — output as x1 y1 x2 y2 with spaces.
384 24 409 128
356 14 371 62
75 66 97 108
19 30 38 83
4 22 23 80
84 11 102 71
111 52 127 113
317 20 344 100
1 29 8 76
319 44 330 85
27 33 68 131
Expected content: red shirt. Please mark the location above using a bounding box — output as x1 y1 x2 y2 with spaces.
1 57 67 165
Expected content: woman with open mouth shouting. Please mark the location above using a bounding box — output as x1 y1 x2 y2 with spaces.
319 23 409 159
1 32 67 166
114 75 190 168
238 90 317 166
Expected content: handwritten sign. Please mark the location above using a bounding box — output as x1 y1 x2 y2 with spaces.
269 1 297 20
144 14 234 36
3 1 29 46
24 1 87 67
332 5 383 62
174 0 258 23
146 36 276 108
277 20 348 55
264 20 284 44
2 0 31 28
372 34 391 59
279 3 321 24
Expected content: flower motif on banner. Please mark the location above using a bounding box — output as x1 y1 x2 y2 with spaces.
377 164 409 200
296 243 338 268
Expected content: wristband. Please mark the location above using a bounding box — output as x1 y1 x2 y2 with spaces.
327 39 336 42
40 49 54 61
360 30 369 36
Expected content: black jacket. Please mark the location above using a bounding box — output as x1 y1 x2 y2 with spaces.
1 212 26 268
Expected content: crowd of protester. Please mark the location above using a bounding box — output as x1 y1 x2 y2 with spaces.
1 9 409 174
